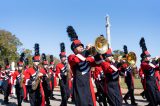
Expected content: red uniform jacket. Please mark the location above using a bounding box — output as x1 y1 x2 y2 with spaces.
100 61 122 95
92 66 103 81
155 67 160 91
141 61 159 90
68 54 96 106
12 70 25 86
121 63 134 88
56 63 64 77
25 67 45 106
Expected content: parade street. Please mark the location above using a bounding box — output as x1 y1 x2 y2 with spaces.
0 91 149 106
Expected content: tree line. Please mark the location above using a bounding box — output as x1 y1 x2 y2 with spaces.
0 29 60 68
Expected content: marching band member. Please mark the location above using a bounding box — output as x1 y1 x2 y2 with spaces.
41 53 52 106
25 43 45 106
139 37 160 106
152 57 160 105
98 48 122 106
13 52 25 106
92 66 107 106
67 26 96 106
1 58 12 104
49 55 56 100
122 45 137 105
56 42 70 106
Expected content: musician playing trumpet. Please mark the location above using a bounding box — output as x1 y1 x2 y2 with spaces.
121 45 137 105
139 37 160 106
67 26 96 106
99 48 122 106
88 35 123 106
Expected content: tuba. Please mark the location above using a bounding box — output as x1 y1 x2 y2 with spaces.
88 36 109 55
126 52 137 67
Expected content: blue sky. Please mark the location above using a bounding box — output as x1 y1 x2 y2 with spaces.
0 0 160 66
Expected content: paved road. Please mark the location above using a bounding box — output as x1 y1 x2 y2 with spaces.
0 91 149 106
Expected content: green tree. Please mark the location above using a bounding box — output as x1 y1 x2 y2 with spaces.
0 29 22 65
23 49 33 66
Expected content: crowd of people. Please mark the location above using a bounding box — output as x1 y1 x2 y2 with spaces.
0 26 160 106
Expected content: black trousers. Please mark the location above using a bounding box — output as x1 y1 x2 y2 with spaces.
123 79 136 104
28 86 42 106
59 77 70 106
15 85 24 106
106 80 122 106
95 80 107 106
43 84 51 105
50 76 54 98
146 76 159 106
2 80 11 103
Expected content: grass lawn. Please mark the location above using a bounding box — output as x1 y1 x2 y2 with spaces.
119 77 143 89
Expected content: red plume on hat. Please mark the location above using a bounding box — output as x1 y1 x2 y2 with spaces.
139 37 151 59
33 43 40 61
4 58 10 69
18 52 25 66
59 42 66 58
50 55 54 65
66 26 84 51
42 53 48 65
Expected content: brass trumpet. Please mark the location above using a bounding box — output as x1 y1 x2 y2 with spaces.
88 36 109 55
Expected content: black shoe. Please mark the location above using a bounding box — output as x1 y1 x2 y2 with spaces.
140 92 146 99
131 102 138 106
50 96 56 100
123 98 129 104
18 104 22 106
